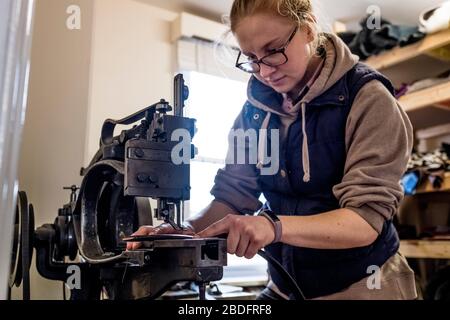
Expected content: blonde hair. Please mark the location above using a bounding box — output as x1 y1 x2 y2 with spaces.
228 0 325 56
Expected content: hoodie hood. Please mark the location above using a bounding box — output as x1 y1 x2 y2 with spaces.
247 33 360 182
248 32 360 113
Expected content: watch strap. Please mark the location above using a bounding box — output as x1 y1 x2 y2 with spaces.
259 210 282 243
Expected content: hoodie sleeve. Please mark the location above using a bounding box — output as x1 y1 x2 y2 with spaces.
332 80 413 234
210 105 263 214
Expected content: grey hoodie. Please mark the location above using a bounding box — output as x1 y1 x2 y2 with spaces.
211 32 413 233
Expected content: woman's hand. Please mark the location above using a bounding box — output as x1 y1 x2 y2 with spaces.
126 223 195 250
196 214 275 259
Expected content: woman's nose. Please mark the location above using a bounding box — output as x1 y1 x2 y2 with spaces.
259 64 277 79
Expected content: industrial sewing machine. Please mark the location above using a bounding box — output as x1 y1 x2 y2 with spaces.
8 74 227 300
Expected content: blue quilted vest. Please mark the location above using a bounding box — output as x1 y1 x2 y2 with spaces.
245 62 400 299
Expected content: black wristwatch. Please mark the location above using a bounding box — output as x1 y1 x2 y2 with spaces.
257 208 282 243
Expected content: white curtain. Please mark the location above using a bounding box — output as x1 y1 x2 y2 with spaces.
176 37 250 83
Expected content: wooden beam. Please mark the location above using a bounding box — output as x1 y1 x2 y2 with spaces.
399 81 450 112
416 122 450 139
432 101 450 111
366 28 450 70
400 240 450 259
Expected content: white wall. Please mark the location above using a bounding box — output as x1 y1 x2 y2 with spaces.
85 0 178 163
17 0 94 300
17 0 180 300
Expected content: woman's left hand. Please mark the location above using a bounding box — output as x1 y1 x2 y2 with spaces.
196 214 276 259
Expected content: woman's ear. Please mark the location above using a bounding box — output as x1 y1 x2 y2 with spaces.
304 24 315 44
303 13 318 43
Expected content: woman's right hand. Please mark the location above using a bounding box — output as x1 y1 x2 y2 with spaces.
126 223 195 250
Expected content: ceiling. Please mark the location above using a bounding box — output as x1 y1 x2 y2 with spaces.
140 0 446 28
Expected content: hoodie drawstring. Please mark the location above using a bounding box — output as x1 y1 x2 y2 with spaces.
301 102 310 182
257 112 272 169
257 106 310 183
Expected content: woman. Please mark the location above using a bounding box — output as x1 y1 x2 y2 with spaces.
128 0 417 300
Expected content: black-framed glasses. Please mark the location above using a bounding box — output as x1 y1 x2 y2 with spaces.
235 26 298 74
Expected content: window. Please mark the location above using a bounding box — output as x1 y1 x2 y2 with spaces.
184 71 268 285
184 71 246 214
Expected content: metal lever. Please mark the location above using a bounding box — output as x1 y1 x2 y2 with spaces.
63 185 79 203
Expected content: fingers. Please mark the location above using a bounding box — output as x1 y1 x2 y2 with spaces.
126 226 153 250
244 242 261 259
126 224 174 250
227 229 240 255
196 217 231 238
127 242 140 251
182 228 196 236
127 240 141 251
126 222 197 251
235 233 250 257
127 222 198 251
196 215 268 258
133 226 155 236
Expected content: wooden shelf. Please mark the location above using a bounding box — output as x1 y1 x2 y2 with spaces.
400 240 450 259
366 28 450 70
399 80 450 112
